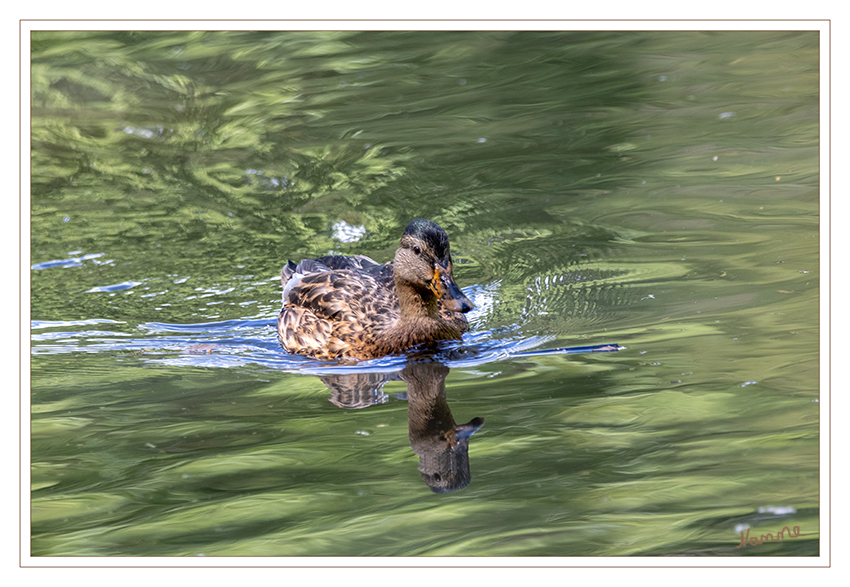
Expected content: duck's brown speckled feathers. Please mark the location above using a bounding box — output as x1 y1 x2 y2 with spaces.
277 219 473 361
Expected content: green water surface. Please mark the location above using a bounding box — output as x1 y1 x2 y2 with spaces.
30 30 820 557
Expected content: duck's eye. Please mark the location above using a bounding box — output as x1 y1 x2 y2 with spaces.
413 245 421 255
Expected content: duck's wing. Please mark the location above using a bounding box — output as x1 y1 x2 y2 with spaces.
313 254 381 272
363 260 394 287
282 255 387 298
285 269 392 321
282 257 344 303
281 258 331 285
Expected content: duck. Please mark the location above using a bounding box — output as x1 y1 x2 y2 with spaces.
277 219 474 361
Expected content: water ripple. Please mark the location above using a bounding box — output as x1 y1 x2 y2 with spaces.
85 280 144 293
30 316 618 373
31 318 126 329
31 253 105 270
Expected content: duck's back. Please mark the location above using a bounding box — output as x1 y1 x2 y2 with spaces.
278 257 400 360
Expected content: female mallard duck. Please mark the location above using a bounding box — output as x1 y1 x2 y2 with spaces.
277 219 474 361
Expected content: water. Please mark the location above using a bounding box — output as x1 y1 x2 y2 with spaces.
29 30 820 558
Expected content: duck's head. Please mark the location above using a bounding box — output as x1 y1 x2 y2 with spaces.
393 219 474 313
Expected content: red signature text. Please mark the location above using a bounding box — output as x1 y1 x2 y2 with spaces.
737 526 806 548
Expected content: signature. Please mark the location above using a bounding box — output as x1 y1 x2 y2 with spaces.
737 526 806 548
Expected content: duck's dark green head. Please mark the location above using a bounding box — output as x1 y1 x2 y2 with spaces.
394 219 473 313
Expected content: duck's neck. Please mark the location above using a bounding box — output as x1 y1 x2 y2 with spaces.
396 279 441 321
373 280 459 355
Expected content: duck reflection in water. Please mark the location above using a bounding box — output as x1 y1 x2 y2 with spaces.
318 361 483 493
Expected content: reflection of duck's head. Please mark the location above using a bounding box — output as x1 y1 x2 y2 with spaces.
401 362 484 493
411 416 484 493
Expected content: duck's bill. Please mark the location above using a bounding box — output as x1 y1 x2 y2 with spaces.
443 281 474 313
431 263 474 313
